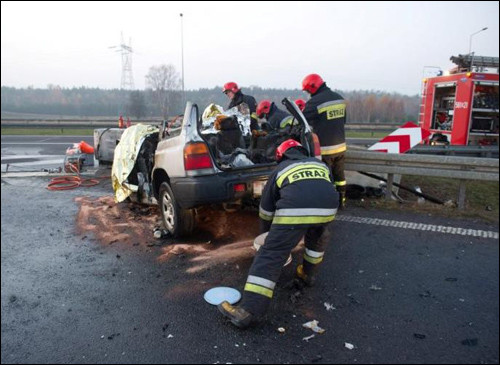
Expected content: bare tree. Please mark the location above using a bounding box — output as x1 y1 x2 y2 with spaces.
145 64 181 119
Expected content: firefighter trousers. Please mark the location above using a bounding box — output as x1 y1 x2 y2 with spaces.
240 223 333 317
322 152 346 193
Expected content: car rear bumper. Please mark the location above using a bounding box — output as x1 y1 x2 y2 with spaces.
170 170 271 209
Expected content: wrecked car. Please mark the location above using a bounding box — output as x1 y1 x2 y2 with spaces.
112 98 321 238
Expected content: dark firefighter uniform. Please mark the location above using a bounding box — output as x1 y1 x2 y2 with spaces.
237 148 338 320
265 102 298 131
227 90 259 133
302 83 347 205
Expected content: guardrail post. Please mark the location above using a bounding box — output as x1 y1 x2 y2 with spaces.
457 179 467 210
385 173 394 201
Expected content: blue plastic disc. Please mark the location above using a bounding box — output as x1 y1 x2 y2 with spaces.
204 287 241 305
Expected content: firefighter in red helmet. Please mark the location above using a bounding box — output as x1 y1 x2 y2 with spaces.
222 81 259 134
301 73 348 209
218 139 339 329
256 100 297 131
295 98 306 112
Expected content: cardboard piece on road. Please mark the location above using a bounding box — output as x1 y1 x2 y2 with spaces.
204 287 241 306
368 122 431 153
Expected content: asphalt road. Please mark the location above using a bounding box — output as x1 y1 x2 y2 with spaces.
1 176 498 364
1 135 95 172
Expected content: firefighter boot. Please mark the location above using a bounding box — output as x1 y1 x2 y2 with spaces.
295 264 316 287
218 301 253 329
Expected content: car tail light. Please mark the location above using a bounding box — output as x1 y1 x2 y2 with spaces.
184 142 213 170
312 133 321 158
233 183 246 192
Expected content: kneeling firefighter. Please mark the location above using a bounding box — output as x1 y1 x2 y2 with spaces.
218 139 339 328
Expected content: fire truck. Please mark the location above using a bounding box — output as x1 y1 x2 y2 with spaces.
419 54 499 146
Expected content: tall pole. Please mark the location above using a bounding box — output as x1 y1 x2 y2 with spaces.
180 13 185 105
468 27 488 55
468 27 487 71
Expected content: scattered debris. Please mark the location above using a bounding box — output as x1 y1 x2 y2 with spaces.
344 342 355 350
277 327 286 333
419 290 432 298
107 333 120 340
167 334 174 339
369 285 382 291
461 338 478 346
303 334 315 342
303 320 325 334
162 323 169 332
153 228 170 239
324 302 335 311
445 277 458 282
414 333 426 339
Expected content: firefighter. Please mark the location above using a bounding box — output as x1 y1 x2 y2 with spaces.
295 98 306 112
256 100 297 132
218 139 339 329
301 73 348 209
223 81 259 134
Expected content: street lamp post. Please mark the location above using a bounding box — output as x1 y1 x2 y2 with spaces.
180 13 185 105
469 27 488 55
468 27 488 71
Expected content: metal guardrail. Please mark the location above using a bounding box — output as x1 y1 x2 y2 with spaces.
345 150 499 209
409 145 499 158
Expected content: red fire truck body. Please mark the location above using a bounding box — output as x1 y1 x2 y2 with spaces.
419 55 499 146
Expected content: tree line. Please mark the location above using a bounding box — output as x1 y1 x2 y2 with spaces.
1 64 420 123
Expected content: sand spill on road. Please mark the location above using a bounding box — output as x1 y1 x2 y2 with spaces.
74 196 261 269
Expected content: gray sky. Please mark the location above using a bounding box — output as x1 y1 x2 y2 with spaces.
1 1 499 95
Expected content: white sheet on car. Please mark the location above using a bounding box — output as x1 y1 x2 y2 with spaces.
111 124 159 203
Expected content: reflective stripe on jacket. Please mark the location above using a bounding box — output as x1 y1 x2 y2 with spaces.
259 155 339 227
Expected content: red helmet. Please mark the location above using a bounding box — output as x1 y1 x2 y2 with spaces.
295 98 306 111
302 73 324 94
256 100 272 118
275 139 303 162
222 82 239 94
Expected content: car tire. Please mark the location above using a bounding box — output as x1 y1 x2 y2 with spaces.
159 182 195 238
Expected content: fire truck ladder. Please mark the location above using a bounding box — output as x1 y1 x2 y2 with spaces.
449 54 499 72
418 80 427 127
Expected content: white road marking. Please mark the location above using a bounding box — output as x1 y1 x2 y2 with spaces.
336 215 498 240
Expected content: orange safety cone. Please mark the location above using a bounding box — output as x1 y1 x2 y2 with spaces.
126 117 131 128
79 141 95 154
118 115 124 128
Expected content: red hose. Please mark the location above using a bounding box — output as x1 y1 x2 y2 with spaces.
47 163 107 191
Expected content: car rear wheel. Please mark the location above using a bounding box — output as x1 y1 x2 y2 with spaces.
159 182 195 238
